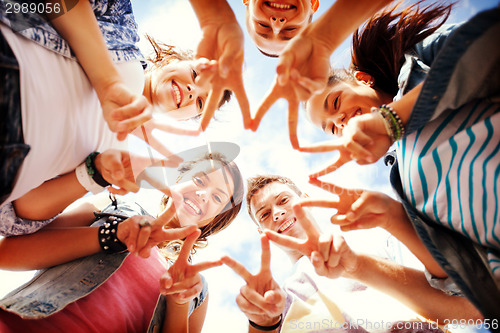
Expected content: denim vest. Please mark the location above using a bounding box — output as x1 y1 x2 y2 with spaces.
0 199 208 332
390 7 500 319
0 0 144 64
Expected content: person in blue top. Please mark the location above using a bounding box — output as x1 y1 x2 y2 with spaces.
299 1 500 318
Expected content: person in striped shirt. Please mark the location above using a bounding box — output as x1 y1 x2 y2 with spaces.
303 2 500 318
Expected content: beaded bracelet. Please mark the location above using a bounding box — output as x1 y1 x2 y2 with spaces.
98 215 128 253
371 104 405 143
249 314 282 331
85 152 111 187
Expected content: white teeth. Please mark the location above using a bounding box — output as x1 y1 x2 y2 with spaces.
268 2 291 10
355 110 362 116
185 199 201 215
172 82 181 106
278 218 295 233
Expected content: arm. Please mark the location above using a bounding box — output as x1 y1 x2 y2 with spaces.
345 254 482 321
47 0 150 139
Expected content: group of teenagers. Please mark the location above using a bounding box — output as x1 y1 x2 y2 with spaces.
0 0 498 332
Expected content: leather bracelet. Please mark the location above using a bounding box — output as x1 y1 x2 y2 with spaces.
85 152 110 187
98 215 128 253
249 314 282 331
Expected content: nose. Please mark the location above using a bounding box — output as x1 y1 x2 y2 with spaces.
332 112 347 129
273 207 286 221
196 190 207 202
186 83 195 101
270 16 286 34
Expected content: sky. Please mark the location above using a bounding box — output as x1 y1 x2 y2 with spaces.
0 1 498 332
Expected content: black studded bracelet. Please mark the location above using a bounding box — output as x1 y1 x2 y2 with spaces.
98 215 128 253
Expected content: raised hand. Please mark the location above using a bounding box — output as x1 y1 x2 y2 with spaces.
222 235 285 328
116 215 198 258
100 81 152 141
160 229 222 304
306 178 406 232
194 14 251 130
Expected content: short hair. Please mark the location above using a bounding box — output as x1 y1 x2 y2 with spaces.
246 175 302 221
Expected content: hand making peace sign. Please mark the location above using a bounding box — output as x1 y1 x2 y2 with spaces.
222 235 285 328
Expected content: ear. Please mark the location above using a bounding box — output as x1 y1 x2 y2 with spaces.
354 71 375 87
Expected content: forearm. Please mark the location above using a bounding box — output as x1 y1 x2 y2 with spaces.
13 171 87 221
309 0 392 53
162 297 190 333
47 0 122 96
188 0 236 27
389 82 423 125
0 227 100 270
346 254 482 321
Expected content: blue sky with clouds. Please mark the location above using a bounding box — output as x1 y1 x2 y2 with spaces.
0 1 498 332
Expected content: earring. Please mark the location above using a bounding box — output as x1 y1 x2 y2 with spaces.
175 175 182 184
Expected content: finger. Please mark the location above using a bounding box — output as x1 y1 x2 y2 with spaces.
111 178 140 193
292 204 321 240
191 259 223 273
160 271 174 290
330 214 355 226
252 81 281 131
112 95 150 121
155 202 177 225
200 87 223 131
276 52 294 86
175 282 203 301
177 229 202 264
235 293 267 316
308 154 352 178
161 225 199 243
221 255 252 283
295 74 325 97
263 230 303 251
163 275 200 294
146 116 201 136
297 198 340 209
136 225 152 253
287 97 300 149
233 81 252 130
318 233 333 262
297 140 344 153
240 286 281 313
311 251 328 276
260 235 271 272
307 178 351 197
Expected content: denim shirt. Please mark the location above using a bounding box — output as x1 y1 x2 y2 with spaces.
0 0 144 64
0 199 207 331
389 7 500 319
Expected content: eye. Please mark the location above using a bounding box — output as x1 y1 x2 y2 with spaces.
258 22 270 28
284 28 296 32
260 212 270 221
279 196 288 205
333 95 340 110
213 194 222 204
191 68 198 80
197 97 203 110
193 176 204 186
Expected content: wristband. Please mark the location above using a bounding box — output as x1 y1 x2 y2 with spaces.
85 152 111 187
75 162 106 194
98 215 128 253
249 314 282 331
371 104 405 143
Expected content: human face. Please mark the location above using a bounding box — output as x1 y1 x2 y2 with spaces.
306 80 388 136
250 182 309 240
150 59 210 120
170 161 235 228
245 0 313 56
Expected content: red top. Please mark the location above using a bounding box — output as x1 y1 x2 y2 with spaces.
0 250 167 333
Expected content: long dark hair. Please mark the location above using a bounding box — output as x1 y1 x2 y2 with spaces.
350 1 452 96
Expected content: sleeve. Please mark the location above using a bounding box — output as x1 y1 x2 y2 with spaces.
404 8 500 135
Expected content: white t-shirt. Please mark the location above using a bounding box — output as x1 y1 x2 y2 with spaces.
0 25 144 205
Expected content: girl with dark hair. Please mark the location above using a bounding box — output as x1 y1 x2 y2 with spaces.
0 149 244 332
303 1 500 318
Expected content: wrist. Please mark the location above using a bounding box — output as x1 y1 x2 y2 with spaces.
249 314 282 331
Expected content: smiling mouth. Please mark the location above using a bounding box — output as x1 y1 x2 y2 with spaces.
265 1 295 10
184 198 201 216
277 217 296 233
171 80 182 108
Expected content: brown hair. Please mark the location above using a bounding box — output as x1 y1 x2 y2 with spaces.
158 152 244 257
246 175 302 222
145 34 232 111
350 1 453 96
